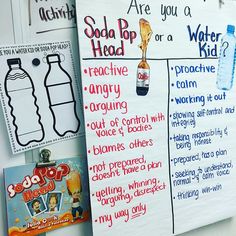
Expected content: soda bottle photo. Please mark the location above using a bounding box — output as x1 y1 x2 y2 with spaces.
4 58 45 146
217 24 236 90
136 18 153 96
137 51 150 96
44 54 80 137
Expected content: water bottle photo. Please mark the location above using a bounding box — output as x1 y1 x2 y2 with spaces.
217 24 236 90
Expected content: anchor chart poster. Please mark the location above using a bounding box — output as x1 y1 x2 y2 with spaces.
4 157 89 236
76 0 236 235
0 41 84 154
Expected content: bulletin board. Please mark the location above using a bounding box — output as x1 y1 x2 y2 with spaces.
1 1 236 236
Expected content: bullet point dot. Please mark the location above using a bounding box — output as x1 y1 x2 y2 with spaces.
171 159 173 162
95 219 98 222
90 167 92 170
172 174 174 177
88 150 91 154
85 106 88 110
170 137 172 140
84 87 87 91
87 123 90 127
92 193 95 196
173 197 175 200
170 114 172 118
171 67 174 70
171 83 174 87
84 69 87 74
171 99 174 102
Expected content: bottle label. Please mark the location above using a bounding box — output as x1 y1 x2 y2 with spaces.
137 68 150 87
47 83 74 106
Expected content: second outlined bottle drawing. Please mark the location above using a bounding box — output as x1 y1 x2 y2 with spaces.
4 58 45 146
44 54 80 137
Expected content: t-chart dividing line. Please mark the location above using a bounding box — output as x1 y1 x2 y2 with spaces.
83 56 218 234
166 59 175 234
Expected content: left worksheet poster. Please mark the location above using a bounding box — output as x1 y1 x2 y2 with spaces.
0 41 83 154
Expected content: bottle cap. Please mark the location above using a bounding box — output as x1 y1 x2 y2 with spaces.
7 58 21 66
46 54 61 63
227 25 235 34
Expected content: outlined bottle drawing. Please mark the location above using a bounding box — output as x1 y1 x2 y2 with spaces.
4 58 45 146
136 18 153 96
217 24 236 90
44 54 80 137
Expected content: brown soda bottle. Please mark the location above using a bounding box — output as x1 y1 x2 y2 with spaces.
136 48 150 96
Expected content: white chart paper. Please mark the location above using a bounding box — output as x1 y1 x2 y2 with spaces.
76 0 236 235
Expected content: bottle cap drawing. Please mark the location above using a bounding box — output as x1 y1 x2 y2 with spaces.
227 25 235 33
7 58 21 66
46 54 61 63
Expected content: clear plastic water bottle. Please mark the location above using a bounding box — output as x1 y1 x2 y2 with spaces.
217 24 236 90
5 58 45 146
44 54 80 136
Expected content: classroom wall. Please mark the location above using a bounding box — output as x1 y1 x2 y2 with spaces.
0 0 236 236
